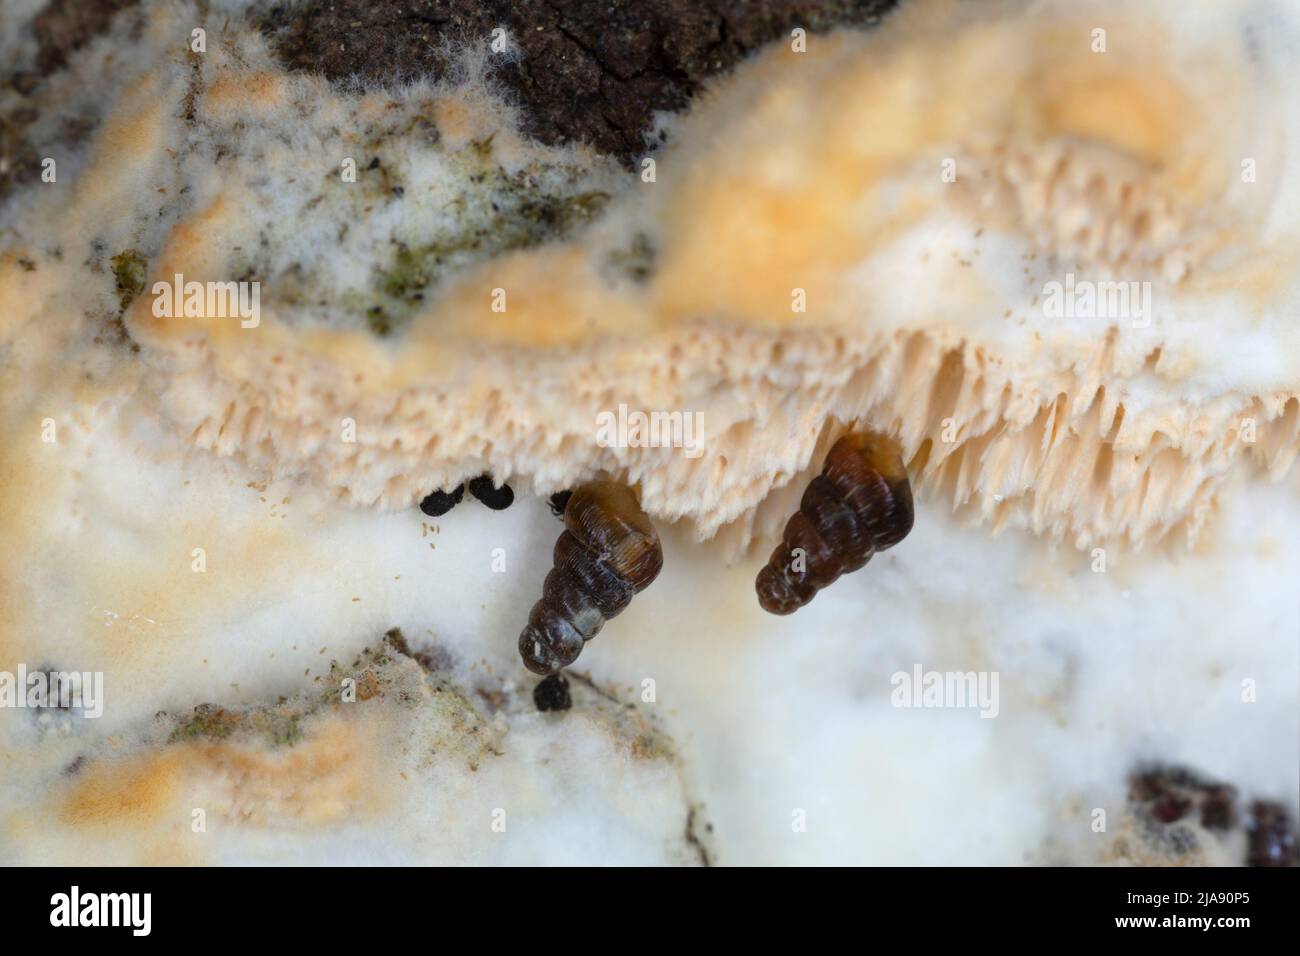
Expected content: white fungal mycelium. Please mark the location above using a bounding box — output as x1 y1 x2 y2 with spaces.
0 0 1295 865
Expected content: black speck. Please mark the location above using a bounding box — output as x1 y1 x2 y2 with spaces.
419 484 463 517
469 475 514 510
534 673 571 712
548 490 572 518
1201 786 1235 830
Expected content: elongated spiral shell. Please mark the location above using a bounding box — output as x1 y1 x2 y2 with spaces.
756 431 914 615
519 482 663 674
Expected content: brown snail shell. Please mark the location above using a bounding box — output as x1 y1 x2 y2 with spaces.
519 481 663 675
755 430 913 615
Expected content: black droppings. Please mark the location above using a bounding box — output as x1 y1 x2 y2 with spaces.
419 484 464 517
468 475 514 510
533 673 572 712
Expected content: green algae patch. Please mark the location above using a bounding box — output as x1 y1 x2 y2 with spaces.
164 631 422 749
167 700 312 748
110 250 147 311
366 176 611 338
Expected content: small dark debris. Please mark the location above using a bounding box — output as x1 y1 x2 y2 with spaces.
414 644 455 672
1200 785 1235 830
1246 801 1299 867
1128 764 1230 855
1128 764 1299 866
0 111 42 205
606 232 656 283
548 490 572 518
365 305 394 338
1151 793 1190 824
383 627 411 656
533 673 572 712
468 475 514 510
1129 765 1236 819
419 484 464 517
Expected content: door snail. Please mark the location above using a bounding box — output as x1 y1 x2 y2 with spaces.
755 430 914 615
518 481 663 675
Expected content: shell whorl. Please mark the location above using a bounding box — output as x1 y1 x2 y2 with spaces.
755 431 914 615
519 482 663 675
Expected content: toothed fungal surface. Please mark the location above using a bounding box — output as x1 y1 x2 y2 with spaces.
1 0 1297 554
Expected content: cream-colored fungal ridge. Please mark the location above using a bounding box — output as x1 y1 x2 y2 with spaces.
159 323 1300 555
4 0 1300 556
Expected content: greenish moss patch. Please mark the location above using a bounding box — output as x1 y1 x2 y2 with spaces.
605 232 656 283
365 152 611 337
164 630 423 749
109 249 147 311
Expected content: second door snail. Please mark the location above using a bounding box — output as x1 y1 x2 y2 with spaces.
755 430 914 615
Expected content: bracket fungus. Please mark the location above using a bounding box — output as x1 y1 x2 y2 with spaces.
62 0 1293 563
